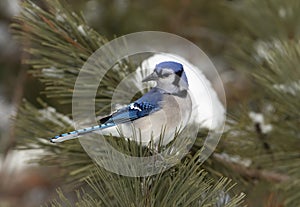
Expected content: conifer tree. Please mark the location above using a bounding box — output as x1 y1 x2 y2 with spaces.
10 0 300 206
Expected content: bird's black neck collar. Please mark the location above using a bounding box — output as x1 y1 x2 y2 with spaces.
165 89 188 98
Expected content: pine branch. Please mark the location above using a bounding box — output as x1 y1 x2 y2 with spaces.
11 0 108 104
12 0 290 205
47 151 245 207
222 0 300 205
213 153 290 183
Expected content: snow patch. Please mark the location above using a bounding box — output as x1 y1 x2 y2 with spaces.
278 7 287 18
273 80 300 96
77 25 87 37
0 149 45 173
218 152 252 167
249 111 273 134
42 67 64 78
253 40 285 63
56 11 66 22
39 107 73 127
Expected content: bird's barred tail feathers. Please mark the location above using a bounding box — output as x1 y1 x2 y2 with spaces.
49 122 115 143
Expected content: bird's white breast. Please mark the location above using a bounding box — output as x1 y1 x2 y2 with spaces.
119 91 192 146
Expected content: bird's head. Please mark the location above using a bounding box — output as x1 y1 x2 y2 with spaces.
142 61 189 93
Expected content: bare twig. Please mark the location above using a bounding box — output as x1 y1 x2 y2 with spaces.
213 153 290 183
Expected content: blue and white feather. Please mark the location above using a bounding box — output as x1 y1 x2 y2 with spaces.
50 61 192 146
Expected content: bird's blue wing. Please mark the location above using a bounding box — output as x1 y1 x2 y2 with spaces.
99 88 164 125
99 102 161 125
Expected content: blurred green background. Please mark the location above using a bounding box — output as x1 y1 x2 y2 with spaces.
2 0 299 206
0 1 258 206
0 0 236 148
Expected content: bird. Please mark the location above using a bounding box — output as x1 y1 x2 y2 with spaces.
50 61 192 146
135 54 225 131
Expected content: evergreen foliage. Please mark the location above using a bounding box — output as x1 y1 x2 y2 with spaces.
10 0 300 206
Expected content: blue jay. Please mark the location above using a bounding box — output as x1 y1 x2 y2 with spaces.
50 61 192 146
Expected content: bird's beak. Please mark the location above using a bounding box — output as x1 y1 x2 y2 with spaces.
142 72 158 82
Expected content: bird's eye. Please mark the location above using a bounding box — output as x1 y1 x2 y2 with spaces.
161 73 171 78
